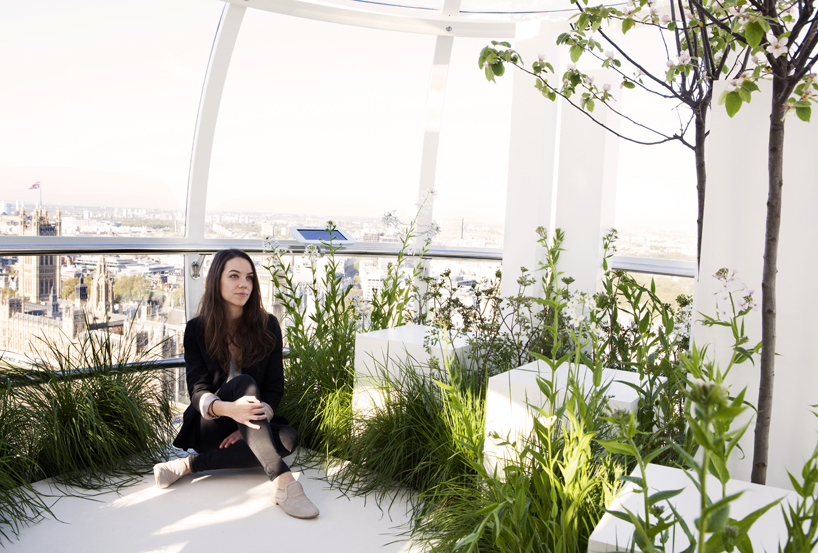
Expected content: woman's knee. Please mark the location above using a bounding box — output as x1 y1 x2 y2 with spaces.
278 425 300 454
230 374 259 397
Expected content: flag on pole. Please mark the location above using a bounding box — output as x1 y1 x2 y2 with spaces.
29 181 40 190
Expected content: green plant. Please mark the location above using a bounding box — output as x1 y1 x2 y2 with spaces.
263 223 358 456
0 380 54 544
328 355 486 510
1 314 174 490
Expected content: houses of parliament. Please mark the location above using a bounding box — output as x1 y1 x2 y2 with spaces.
0 205 122 363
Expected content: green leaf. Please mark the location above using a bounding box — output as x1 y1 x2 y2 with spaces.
620 474 645 487
623 80 636 89
648 488 684 506
738 87 752 103
725 91 743 118
491 63 505 77
742 81 759 93
622 18 634 34
578 13 589 29
598 440 638 457
796 106 811 122
745 21 764 48
570 44 584 63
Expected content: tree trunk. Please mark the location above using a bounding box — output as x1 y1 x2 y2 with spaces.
694 104 709 271
752 77 787 485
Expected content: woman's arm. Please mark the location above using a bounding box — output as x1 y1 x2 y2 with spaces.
209 396 266 429
184 318 218 414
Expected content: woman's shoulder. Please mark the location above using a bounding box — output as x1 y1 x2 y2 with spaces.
265 313 281 330
186 315 204 329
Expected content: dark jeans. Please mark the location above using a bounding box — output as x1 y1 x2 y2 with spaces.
189 374 298 481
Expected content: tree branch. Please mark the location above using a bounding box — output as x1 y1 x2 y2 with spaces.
513 64 690 148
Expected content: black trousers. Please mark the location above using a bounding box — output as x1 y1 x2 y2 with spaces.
188 374 298 481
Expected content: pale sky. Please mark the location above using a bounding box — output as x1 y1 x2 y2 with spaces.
0 0 696 235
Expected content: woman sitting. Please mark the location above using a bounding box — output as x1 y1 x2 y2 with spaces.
153 248 318 519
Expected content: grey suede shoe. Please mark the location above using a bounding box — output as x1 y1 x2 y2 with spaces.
272 481 319 519
153 457 189 489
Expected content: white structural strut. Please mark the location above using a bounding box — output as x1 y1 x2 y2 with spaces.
184 3 246 318
416 34 454 235
223 0 516 38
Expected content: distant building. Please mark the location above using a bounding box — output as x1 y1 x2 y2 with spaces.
18 205 61 302
88 257 114 321
0 293 85 362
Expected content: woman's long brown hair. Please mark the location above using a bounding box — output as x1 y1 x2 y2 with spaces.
198 249 275 373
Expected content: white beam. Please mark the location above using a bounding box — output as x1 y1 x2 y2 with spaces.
184 3 246 319
225 0 515 38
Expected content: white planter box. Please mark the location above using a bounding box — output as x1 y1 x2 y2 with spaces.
352 324 471 415
588 463 799 553
483 360 644 472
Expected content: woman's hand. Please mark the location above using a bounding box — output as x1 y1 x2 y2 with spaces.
219 396 266 429
219 430 243 449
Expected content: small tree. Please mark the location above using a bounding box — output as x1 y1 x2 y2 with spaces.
710 0 818 484
481 0 749 265
483 0 818 484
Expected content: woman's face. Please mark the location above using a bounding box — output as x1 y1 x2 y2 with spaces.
219 256 254 317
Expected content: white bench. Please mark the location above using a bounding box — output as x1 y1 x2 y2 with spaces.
352 324 471 415
588 463 799 553
484 360 644 472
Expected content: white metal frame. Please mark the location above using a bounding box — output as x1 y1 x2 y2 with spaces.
0 0 695 323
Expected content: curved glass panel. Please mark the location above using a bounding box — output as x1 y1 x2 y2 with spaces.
0 253 185 364
609 28 697 261
432 37 511 250
460 0 575 13
206 9 434 241
352 0 443 9
0 0 222 237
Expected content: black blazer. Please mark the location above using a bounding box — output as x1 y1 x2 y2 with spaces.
172 314 287 451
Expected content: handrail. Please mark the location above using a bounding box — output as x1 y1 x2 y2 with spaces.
0 239 504 262
1 350 291 387
609 255 696 278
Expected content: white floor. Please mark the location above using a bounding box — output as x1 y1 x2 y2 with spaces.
11 454 417 553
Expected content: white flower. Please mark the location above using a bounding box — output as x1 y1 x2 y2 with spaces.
766 32 789 58
538 53 546 62
751 55 761 65
650 7 658 16
678 50 692 65
739 291 758 312
262 236 278 254
424 221 441 242
685 10 695 20
635 67 644 78
382 210 400 228
661 14 671 23
584 74 595 86
725 79 740 92
603 83 612 92
666 59 674 68
304 244 320 265
605 50 615 60
567 63 577 71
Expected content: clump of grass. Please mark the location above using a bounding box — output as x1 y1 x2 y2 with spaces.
0 381 54 544
328 356 486 509
1 315 174 490
410 372 625 553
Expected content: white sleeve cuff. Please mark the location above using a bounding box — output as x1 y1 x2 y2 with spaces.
199 393 220 420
